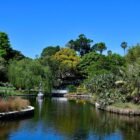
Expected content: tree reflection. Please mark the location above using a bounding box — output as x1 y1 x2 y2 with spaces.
0 121 20 140
1 98 139 140
29 98 140 140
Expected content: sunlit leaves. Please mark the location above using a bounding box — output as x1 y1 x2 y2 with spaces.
54 48 80 70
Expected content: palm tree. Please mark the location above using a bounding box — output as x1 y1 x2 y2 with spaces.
121 42 127 55
95 42 107 54
107 50 112 56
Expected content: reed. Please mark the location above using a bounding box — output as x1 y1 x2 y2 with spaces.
0 97 30 112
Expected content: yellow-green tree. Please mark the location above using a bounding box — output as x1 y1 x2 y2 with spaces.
53 48 80 87
54 48 80 70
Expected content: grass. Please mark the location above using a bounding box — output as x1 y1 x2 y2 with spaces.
0 86 15 90
111 102 140 110
0 86 17 96
0 97 30 112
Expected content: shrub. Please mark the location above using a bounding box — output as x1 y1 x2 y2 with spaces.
67 85 77 93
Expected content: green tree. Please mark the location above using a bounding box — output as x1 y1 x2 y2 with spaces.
78 52 101 77
8 49 25 60
93 42 107 54
0 32 24 61
0 32 11 60
54 48 80 70
41 56 60 87
107 50 112 56
125 44 140 64
40 46 61 88
8 59 52 93
0 57 7 82
41 46 60 58
67 34 93 56
121 41 127 55
53 48 81 87
78 52 125 78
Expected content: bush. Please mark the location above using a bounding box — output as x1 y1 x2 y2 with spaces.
85 73 127 105
67 85 77 93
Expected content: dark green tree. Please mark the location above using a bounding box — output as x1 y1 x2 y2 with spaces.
0 32 11 60
121 41 127 55
67 34 93 56
78 52 125 78
0 57 7 81
41 46 60 58
107 50 112 56
93 42 107 54
0 32 25 61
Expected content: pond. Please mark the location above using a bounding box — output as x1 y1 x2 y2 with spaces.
0 97 140 140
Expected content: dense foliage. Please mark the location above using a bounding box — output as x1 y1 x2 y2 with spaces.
8 59 52 93
86 45 140 105
125 44 140 63
0 32 25 82
0 31 139 102
41 46 60 58
0 32 24 61
78 52 125 78
52 48 81 87
67 34 93 56
92 42 107 54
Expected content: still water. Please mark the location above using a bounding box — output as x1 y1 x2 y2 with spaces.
0 97 140 140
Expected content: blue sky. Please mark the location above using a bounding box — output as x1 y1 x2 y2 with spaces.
0 0 140 58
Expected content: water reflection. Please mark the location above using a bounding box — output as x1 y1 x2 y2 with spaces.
52 97 68 102
36 98 43 116
0 121 20 140
0 98 140 140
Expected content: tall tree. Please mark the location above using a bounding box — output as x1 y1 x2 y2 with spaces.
93 42 107 54
41 46 60 58
0 32 25 61
121 41 127 55
107 50 112 56
67 34 93 56
53 48 80 73
0 32 11 60
53 48 80 87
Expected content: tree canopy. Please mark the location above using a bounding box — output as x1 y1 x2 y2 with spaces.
125 44 140 64
8 59 52 93
41 46 60 58
78 52 125 78
67 34 93 56
1 31 140 102
92 42 107 54
52 48 81 87
121 41 128 55
0 32 24 61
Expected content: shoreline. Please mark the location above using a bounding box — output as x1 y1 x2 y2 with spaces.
0 106 34 120
65 94 140 116
95 102 140 116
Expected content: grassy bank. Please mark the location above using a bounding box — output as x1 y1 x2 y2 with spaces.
110 102 140 110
